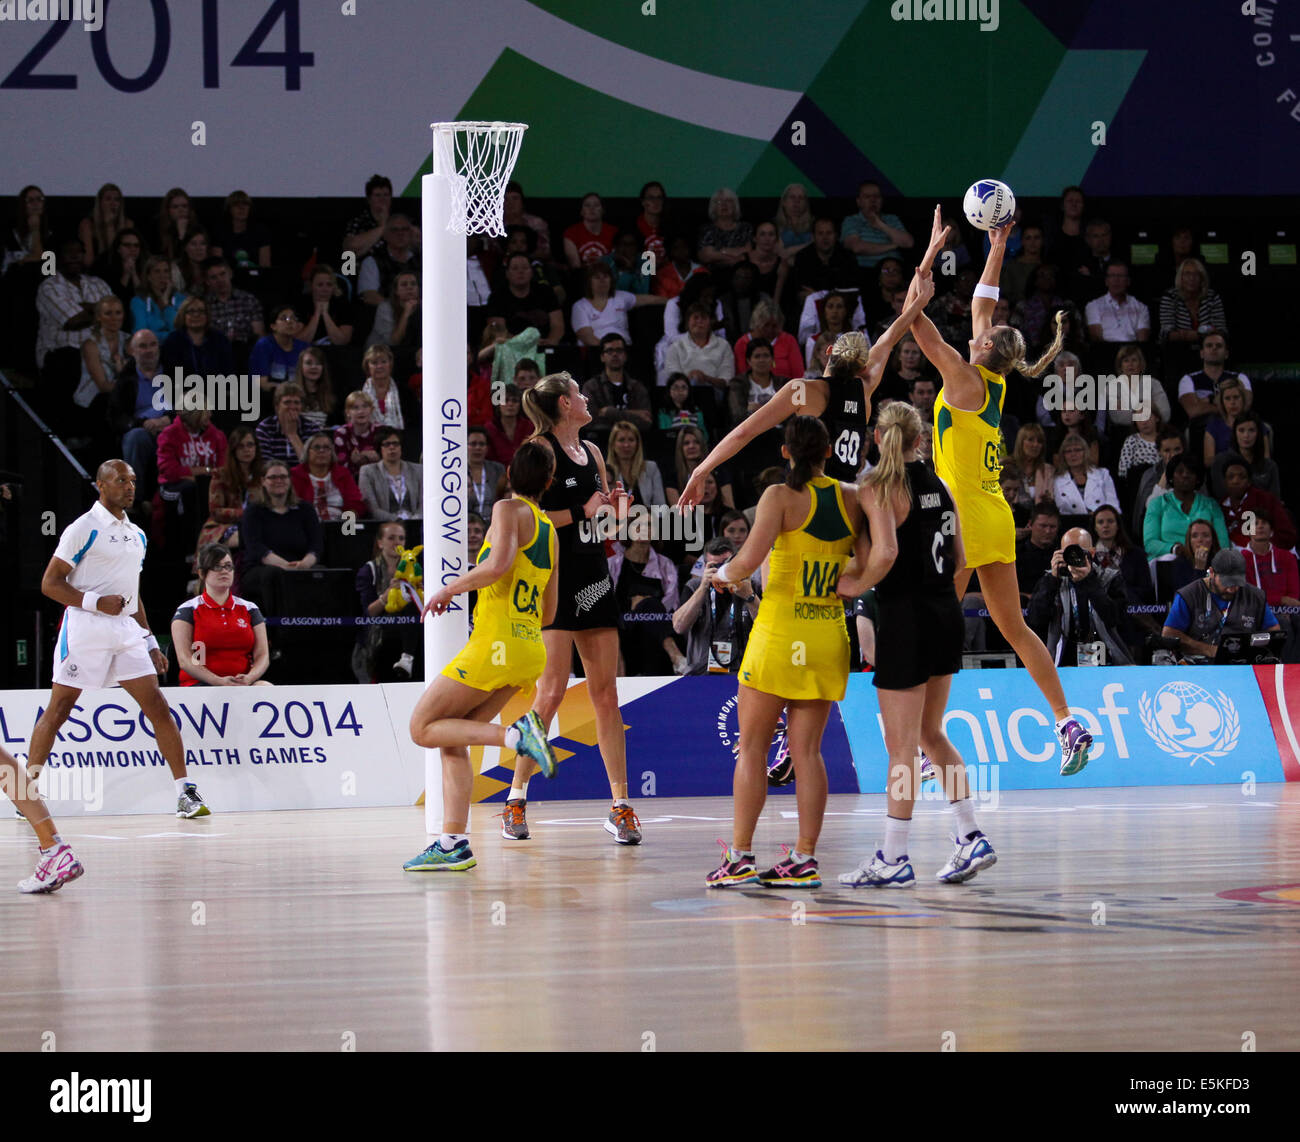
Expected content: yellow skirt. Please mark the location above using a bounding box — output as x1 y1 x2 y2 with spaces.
953 485 1016 567
737 604 849 702
441 622 546 693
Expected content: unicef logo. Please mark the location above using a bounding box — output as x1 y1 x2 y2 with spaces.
1138 681 1241 766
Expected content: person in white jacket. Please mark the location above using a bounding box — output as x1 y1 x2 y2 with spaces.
659 303 734 392
1052 431 1118 517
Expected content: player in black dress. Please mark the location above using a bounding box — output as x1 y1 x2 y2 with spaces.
835 401 996 888
507 372 643 845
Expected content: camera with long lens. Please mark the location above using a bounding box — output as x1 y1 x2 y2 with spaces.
1055 543 1090 578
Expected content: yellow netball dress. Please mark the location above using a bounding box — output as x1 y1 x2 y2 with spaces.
738 475 856 701
933 363 1015 566
442 499 556 691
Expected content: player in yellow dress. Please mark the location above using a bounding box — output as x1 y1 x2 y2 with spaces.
909 206 1093 775
403 440 561 872
706 415 865 889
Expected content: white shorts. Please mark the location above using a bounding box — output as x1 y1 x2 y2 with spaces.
52 609 156 690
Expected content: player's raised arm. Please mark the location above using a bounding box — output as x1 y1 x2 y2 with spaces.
971 218 1012 342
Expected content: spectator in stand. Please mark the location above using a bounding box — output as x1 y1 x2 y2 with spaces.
486 382 529 465
512 356 541 394
257 381 322 465
717 261 764 344
1046 186 1087 274
652 233 703 300
1016 503 1061 601
353 520 423 682
1202 377 1251 467
1028 526 1133 666
697 188 754 286
1084 262 1150 355
343 174 397 260
666 424 732 508
1011 264 1080 358
1070 217 1115 301
1091 504 1154 604
110 329 172 504
197 425 263 559
248 304 309 395
1133 428 1187 535
563 192 618 269
359 426 422 521
733 300 802 381
656 373 710 457
749 222 788 302
298 264 354 348
360 343 410 430
1047 402 1104 469
132 255 183 341
876 332 930 404
4 184 50 273
96 228 146 310
172 228 211 297
172 543 271 687
605 420 667 510
802 290 855 370
1220 458 1296 549
608 528 688 676
203 256 265 349
928 266 978 351
656 274 724 378
1000 223 1044 306
671 537 761 675
1209 412 1278 499
160 295 235 380
632 180 668 268
291 345 337 424
291 432 366 522
907 375 938 422
1103 344 1170 432
611 230 651 295
1158 548 1281 663
728 338 786 425
582 333 653 443
841 180 913 270
156 187 197 263
36 238 112 370
209 190 272 271
1001 470 1030 541
1176 330 1252 431
334 390 380 479
467 512 487 565
358 213 420 308
1158 257 1227 382
571 261 664 347
718 509 750 552
1242 509 1300 608
1143 454 1229 559
463 425 506 522
1007 423 1055 505
367 270 420 384
791 217 860 301
774 183 815 262
1052 432 1119 519
485 252 563 347
861 257 906 328
239 460 322 615
1117 409 1163 481
73 295 129 443
503 181 552 262
158 404 226 484
660 302 735 393
1162 519 1220 599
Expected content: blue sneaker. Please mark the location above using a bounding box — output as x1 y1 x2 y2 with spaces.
511 709 556 779
839 850 915 888
936 831 997 883
403 838 476 872
1058 718 1093 776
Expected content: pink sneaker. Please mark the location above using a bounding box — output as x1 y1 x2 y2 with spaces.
17 842 84 894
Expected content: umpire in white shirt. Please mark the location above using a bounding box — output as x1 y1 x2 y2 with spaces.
26 460 211 819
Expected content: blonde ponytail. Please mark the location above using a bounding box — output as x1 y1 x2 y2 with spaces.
1020 311 1066 378
522 371 575 438
863 401 921 507
828 330 870 375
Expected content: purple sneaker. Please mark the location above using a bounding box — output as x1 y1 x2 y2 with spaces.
1058 718 1093 776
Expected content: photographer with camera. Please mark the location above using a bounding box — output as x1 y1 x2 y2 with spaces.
671 537 761 675
1028 527 1133 666
1156 548 1281 665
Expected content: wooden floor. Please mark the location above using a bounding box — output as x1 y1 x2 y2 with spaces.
2 785 1298 1052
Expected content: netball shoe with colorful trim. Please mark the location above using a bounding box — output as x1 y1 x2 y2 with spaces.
510 710 556 779
18 842 84 894
839 851 915 888
705 841 760 888
936 831 997 884
403 838 476 872
1058 718 1093 777
757 845 821 888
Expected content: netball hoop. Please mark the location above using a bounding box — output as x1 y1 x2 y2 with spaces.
420 122 528 833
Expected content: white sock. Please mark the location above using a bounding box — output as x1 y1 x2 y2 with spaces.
951 798 978 839
43 835 63 853
1054 716 1074 732
439 833 467 849
883 817 911 863
730 845 753 860
509 777 530 801
175 778 190 794
613 797 630 808
790 848 815 864
503 725 521 750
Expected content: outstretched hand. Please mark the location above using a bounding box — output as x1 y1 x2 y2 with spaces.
422 585 456 618
989 218 1015 250
918 204 950 277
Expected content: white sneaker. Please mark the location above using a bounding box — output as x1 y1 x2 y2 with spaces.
839 850 915 888
18 842 84 894
936 831 997 883
394 652 414 679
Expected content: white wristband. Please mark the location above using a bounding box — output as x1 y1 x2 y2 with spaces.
81 591 101 614
714 563 733 585
973 283 1000 301
144 634 159 652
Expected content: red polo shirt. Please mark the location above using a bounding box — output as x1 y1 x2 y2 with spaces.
173 591 264 684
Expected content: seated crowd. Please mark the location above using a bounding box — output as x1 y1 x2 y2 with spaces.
3 177 1290 680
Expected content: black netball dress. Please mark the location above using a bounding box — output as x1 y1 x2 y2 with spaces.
539 432 621 630
872 460 965 690
819 371 870 482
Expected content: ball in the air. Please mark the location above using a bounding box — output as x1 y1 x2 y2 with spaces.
963 179 1016 231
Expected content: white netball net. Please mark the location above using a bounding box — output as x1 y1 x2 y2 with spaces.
431 121 528 237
